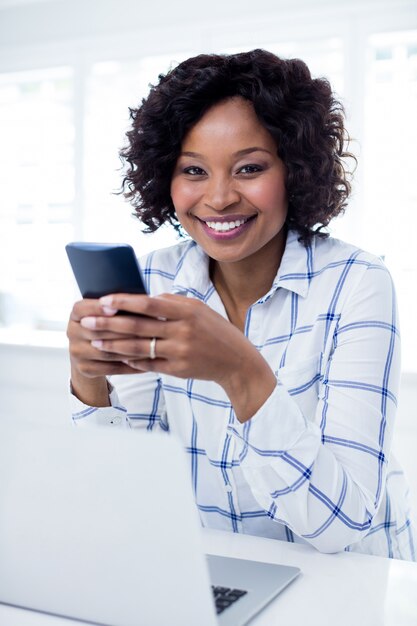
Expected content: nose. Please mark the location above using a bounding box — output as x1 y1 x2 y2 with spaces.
203 175 240 212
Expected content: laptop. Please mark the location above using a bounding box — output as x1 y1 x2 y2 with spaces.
0 417 300 626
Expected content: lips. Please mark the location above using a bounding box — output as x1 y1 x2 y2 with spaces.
206 218 247 232
198 214 256 231
196 214 256 240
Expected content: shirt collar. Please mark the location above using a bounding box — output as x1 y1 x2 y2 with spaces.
171 230 314 301
269 229 314 299
171 241 213 299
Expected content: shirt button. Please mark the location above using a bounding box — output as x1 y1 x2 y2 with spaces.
225 484 233 493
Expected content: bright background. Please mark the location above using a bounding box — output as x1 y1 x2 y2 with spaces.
0 0 416 521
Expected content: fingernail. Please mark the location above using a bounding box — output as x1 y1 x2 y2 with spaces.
91 340 103 349
80 317 96 329
102 306 118 315
100 296 118 315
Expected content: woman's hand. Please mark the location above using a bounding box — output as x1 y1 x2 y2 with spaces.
67 298 139 406
79 293 276 422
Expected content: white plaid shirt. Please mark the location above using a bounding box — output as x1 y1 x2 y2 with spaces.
71 230 415 560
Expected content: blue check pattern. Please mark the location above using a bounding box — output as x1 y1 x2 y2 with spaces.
71 231 415 560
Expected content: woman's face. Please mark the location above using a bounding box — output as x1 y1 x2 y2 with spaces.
170 97 288 267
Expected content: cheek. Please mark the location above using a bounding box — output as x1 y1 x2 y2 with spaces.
170 180 199 214
248 178 287 212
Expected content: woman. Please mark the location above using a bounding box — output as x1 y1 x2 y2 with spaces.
67 49 415 560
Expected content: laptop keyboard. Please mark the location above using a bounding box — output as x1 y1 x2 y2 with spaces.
211 585 248 614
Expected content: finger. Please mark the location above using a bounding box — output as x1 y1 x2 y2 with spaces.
90 332 186 359
79 330 140 341
99 293 191 321
72 341 131 363
67 318 137 342
116 336 191 373
75 360 144 377
91 337 156 358
79 313 172 338
71 298 118 322
121 358 165 372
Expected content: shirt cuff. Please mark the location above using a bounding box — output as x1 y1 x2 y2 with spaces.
70 379 127 427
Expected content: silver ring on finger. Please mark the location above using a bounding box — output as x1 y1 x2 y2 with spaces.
149 337 157 360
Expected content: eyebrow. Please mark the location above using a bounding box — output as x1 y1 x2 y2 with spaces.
180 147 273 158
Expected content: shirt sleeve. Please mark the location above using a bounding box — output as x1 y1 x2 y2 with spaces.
70 371 168 432
228 261 401 553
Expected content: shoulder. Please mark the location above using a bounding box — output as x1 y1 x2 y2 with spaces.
312 235 391 287
314 235 385 269
138 238 195 295
311 235 396 314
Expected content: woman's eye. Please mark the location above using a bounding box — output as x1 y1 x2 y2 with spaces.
183 166 206 176
238 164 263 174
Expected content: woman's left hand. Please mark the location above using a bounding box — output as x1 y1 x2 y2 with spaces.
80 293 277 422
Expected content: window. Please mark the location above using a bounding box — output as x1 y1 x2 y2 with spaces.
0 67 75 327
83 54 190 250
223 37 344 94
361 30 417 372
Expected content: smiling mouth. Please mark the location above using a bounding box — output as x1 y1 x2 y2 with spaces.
198 215 256 233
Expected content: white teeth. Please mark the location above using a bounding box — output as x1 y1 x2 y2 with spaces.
205 219 247 232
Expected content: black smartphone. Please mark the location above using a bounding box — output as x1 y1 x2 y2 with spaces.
65 242 148 299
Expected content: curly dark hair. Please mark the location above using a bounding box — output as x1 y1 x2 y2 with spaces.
120 49 356 244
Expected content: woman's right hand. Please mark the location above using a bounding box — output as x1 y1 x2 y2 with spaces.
67 299 138 406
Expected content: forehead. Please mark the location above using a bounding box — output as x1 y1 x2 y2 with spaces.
181 97 276 151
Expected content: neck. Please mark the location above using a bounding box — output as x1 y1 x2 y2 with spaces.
210 231 286 330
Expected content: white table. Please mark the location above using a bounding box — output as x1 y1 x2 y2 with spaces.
1 528 416 626
204 528 417 626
